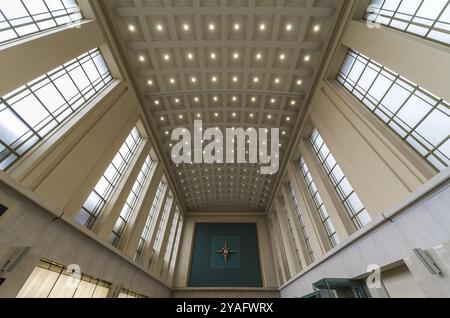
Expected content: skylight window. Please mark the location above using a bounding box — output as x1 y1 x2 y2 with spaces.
0 0 83 45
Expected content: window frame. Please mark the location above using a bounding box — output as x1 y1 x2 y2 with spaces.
109 155 155 247
298 157 341 248
364 0 450 46
0 48 114 171
309 129 372 229
337 49 450 171
0 0 84 46
134 180 167 262
76 126 143 229
148 195 174 268
287 183 315 262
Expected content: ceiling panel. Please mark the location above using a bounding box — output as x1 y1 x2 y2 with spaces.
105 0 344 212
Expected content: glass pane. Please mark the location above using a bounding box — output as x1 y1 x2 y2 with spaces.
365 0 450 45
0 0 83 46
0 48 113 170
298 157 340 247
77 127 143 228
337 49 450 171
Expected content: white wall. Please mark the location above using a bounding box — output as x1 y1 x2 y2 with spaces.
381 266 426 298
280 170 450 298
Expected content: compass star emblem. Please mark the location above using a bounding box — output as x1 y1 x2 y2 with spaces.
216 240 235 265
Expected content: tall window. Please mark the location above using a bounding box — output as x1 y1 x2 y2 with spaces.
160 210 180 277
148 197 173 269
167 215 183 282
0 48 113 170
17 259 110 298
299 157 340 247
109 155 155 247
279 196 302 267
76 127 143 229
287 183 315 262
269 212 291 280
365 0 450 45
134 180 167 262
310 129 372 229
0 0 83 45
337 50 450 171
118 288 147 298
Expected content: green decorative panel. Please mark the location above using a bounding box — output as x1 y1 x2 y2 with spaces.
189 223 262 287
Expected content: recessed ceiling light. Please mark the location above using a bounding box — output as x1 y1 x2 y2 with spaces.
197 113 201 118
259 23 266 31
304 55 311 62
267 114 272 119
174 98 180 103
138 55 145 62
147 79 154 86
209 23 216 31
297 79 303 86
214 113 219 117
274 78 280 84
179 114 183 119
165 131 169 135
232 112 236 117
187 53 194 60
156 24 163 31
291 100 296 105
256 53 262 60
169 78 175 84
253 77 259 83
163 54 170 61
286 24 293 31
213 96 218 101
154 100 160 105
183 24 190 31
251 97 256 102
286 117 291 121
232 76 238 82
194 97 199 102
234 23 240 30
313 24 321 32
191 77 197 83
250 113 254 118
128 24 136 32
279 53 286 60
271 98 276 104
210 52 217 59
160 116 165 121
233 52 239 59
232 96 237 101
212 76 217 82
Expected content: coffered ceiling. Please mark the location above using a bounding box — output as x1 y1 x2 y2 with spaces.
102 0 344 212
